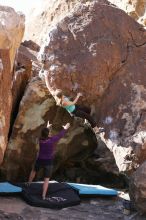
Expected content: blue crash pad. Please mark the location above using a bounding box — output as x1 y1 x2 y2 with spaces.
66 183 118 196
0 182 22 194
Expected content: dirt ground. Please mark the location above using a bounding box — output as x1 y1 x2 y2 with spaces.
0 193 145 220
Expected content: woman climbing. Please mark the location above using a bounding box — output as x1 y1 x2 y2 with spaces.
42 70 104 134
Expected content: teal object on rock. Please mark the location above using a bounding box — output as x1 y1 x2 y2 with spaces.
66 183 118 196
64 105 75 113
0 182 22 193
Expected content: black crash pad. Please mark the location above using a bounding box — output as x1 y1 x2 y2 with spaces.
21 182 80 209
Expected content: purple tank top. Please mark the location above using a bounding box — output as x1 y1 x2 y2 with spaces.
37 129 67 160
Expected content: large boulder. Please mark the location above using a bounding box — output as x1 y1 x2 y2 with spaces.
109 0 146 26
1 77 56 181
1 76 104 182
24 0 108 46
0 6 24 164
38 0 146 173
1 0 145 189
129 161 146 214
1 2 120 182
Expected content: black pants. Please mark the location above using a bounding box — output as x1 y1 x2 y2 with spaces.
34 159 53 178
72 105 96 128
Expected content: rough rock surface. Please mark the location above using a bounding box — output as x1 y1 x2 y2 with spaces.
109 0 146 26
37 0 146 174
0 194 143 220
129 161 146 214
51 111 120 185
21 40 40 52
0 0 145 214
1 77 56 181
24 0 108 46
0 6 24 164
2 74 118 184
11 45 38 124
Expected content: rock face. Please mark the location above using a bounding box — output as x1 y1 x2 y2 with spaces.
38 0 146 173
1 0 145 194
1 75 119 183
2 76 108 182
51 110 120 185
24 0 101 46
11 44 38 125
0 3 119 182
109 0 146 26
1 77 56 181
0 6 24 164
129 161 146 214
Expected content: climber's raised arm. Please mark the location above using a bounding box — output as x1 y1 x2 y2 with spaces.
72 93 82 105
43 71 56 96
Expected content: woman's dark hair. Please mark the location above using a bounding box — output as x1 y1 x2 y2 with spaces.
40 127 50 140
55 89 63 99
